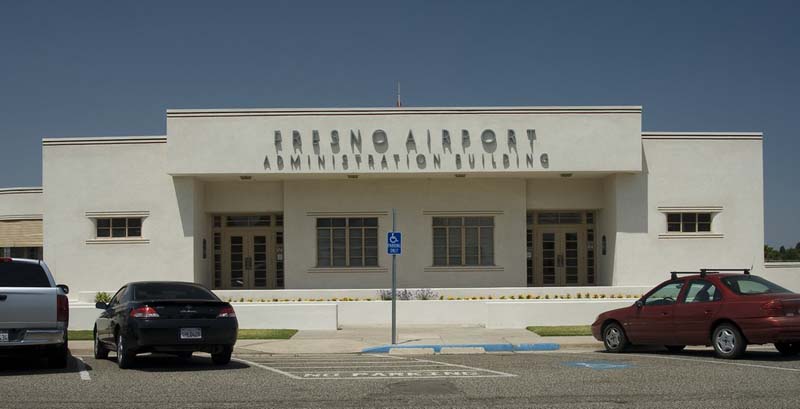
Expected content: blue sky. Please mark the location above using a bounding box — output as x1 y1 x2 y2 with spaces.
0 1 797 246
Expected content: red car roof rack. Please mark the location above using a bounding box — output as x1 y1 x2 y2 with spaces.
670 271 702 280
700 268 751 275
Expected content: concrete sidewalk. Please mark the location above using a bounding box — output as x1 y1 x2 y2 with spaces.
69 326 602 355
234 326 601 354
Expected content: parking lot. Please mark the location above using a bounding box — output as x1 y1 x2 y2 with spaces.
1 347 799 409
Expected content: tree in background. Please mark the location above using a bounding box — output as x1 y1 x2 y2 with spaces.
765 244 800 261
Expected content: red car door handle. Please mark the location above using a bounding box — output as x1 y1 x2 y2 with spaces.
661 312 669 316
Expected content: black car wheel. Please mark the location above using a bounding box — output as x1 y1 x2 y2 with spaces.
774 342 800 356
712 323 746 359
603 322 629 353
212 345 233 365
116 333 136 369
665 345 686 353
93 328 109 359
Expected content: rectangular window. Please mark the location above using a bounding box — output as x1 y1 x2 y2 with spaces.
432 216 494 266
666 213 712 233
316 217 378 267
536 212 586 225
225 215 270 227
96 218 143 238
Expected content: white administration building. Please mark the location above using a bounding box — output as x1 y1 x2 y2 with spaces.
0 106 766 297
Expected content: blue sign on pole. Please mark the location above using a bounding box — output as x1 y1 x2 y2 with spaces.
387 232 402 255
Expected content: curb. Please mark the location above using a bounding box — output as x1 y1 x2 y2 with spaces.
362 343 560 354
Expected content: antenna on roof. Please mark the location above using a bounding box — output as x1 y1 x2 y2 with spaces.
396 82 402 108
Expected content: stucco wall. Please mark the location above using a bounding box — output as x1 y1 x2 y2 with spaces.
0 187 43 218
204 181 284 213
606 135 764 286
283 178 527 289
42 138 197 296
167 107 643 176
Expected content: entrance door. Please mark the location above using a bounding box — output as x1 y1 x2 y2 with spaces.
223 231 270 288
535 229 584 286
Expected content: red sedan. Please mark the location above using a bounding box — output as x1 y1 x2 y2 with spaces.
591 269 800 359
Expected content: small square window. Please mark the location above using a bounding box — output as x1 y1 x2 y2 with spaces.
665 212 714 234
95 217 144 239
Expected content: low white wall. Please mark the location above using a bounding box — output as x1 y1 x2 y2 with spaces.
486 300 634 328
68 298 640 331
337 300 487 327
68 302 338 331
76 286 651 303
761 262 800 292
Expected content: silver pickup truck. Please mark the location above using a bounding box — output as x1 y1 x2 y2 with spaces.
0 257 70 367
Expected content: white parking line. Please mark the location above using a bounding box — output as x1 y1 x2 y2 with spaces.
76 357 91 381
239 354 517 380
411 357 517 377
232 357 302 379
626 353 800 373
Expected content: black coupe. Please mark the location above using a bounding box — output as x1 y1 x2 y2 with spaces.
93 281 238 368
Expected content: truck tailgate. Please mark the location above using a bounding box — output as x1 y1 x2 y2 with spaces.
0 287 57 329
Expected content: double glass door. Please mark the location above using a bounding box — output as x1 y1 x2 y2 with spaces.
224 230 269 288
535 228 585 286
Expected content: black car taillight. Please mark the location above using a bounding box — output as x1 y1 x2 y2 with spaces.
57 294 69 322
217 305 236 318
130 305 160 319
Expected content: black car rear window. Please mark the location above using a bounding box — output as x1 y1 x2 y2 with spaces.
720 275 792 295
0 262 51 287
132 283 217 301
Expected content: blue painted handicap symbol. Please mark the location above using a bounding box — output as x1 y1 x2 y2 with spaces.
562 361 633 370
387 232 402 255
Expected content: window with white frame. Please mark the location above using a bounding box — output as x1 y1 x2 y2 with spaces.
316 217 378 267
96 217 142 238
433 216 494 266
666 212 712 233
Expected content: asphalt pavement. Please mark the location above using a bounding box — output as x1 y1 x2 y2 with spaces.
1 346 799 409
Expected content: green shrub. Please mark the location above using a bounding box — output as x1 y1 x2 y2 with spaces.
94 292 112 304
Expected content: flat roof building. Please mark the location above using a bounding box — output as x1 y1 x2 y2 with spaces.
0 106 766 296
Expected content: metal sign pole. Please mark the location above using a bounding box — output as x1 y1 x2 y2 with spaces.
391 208 397 345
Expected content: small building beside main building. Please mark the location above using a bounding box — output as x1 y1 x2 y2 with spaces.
0 106 767 297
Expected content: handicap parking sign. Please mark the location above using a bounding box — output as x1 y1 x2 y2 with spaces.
387 232 402 255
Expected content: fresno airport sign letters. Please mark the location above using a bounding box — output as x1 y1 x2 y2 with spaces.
262 127 549 172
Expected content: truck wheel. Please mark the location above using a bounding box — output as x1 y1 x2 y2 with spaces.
212 345 233 365
774 342 800 356
116 333 136 369
712 323 746 359
47 342 69 369
94 328 109 359
603 322 629 353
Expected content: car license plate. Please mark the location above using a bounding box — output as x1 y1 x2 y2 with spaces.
0 331 8 343
180 328 202 340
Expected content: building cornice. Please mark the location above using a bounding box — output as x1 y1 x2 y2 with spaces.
167 106 643 118
0 214 43 221
642 132 762 141
0 187 43 195
42 136 167 146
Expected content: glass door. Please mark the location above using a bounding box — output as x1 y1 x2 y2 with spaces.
536 229 585 286
252 234 269 288
223 231 270 289
224 231 247 288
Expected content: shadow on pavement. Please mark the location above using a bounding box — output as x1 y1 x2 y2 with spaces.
611 346 800 363
0 354 89 376
120 353 249 372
